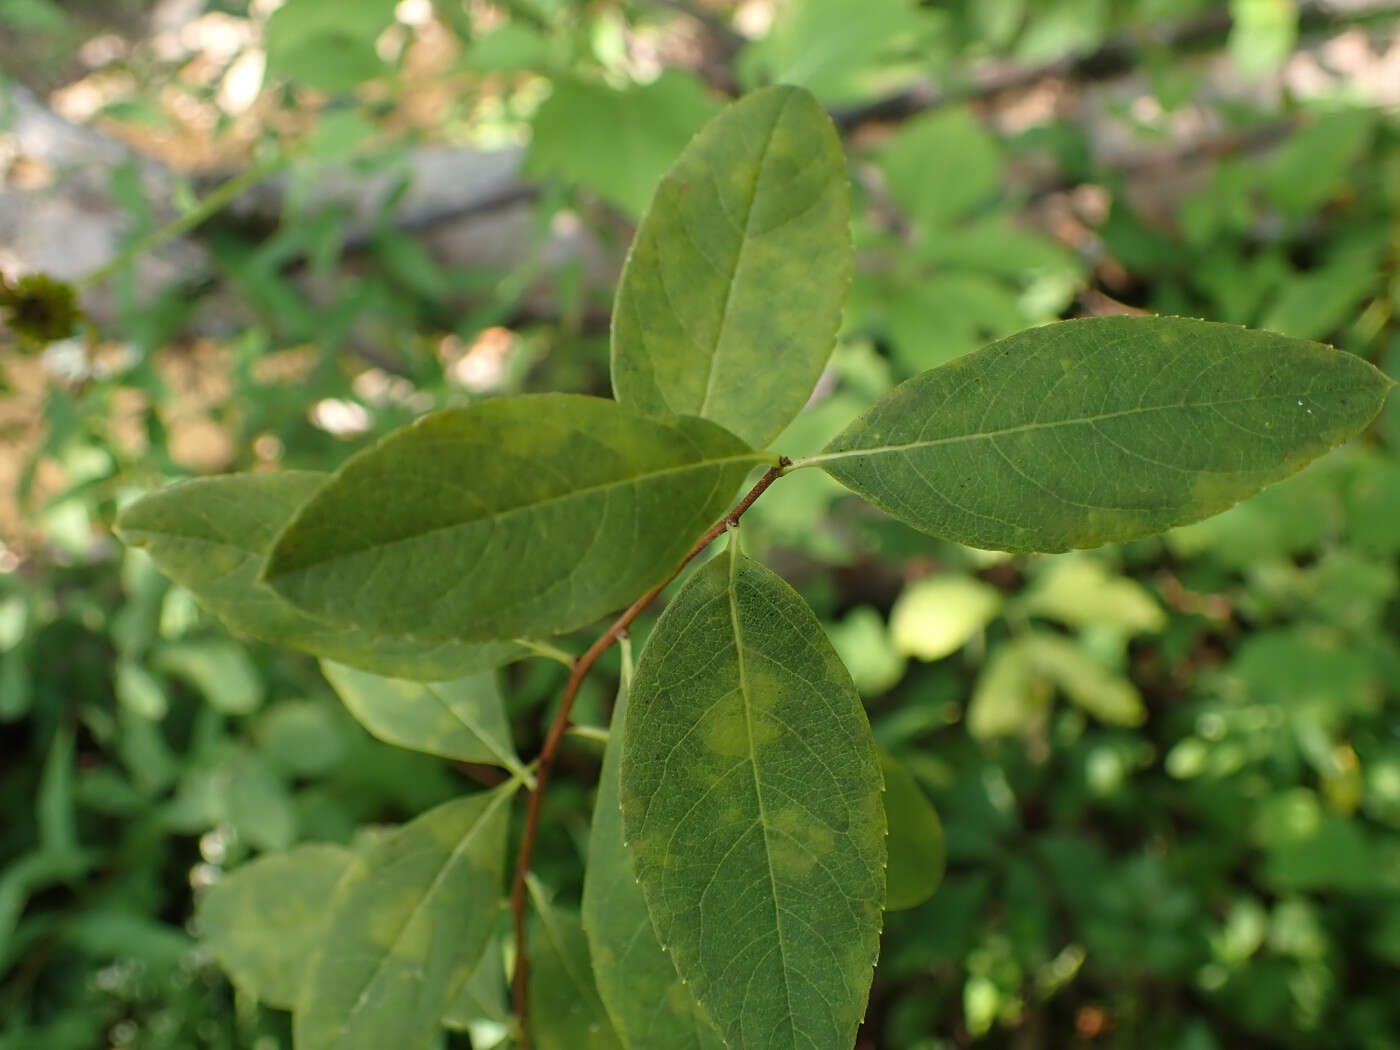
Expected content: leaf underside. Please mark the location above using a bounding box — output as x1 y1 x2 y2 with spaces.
116 472 525 679
620 540 886 1050
319 660 526 777
611 84 852 448
819 316 1394 552
263 394 764 643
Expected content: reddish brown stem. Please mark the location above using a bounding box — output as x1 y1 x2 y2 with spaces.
508 458 788 1047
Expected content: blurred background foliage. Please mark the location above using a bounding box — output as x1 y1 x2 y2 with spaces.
2 0 1399 1047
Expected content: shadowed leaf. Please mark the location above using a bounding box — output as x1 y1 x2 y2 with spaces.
529 878 624 1050
881 750 945 911
116 472 526 679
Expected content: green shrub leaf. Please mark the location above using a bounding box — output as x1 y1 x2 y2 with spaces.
881 750 945 911
814 316 1394 552
294 786 511 1050
611 85 852 448
528 878 624 1050
263 395 765 642
620 535 885 1050
319 661 526 779
582 642 725 1050
197 843 351 1009
116 472 527 679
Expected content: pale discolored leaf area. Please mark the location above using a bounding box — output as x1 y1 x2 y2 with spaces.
197 843 352 1010
1022 556 1165 634
880 751 945 912
1023 631 1146 727
889 576 1002 662
620 535 886 1050
528 877 624 1050
611 85 852 448
814 316 1394 552
293 786 512 1050
263 395 765 642
319 661 527 780
115 472 527 679
582 641 726 1050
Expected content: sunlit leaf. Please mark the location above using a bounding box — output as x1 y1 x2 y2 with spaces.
889 576 1002 661
612 85 851 448
1024 631 1145 727
1023 557 1165 634
264 395 765 642
294 787 512 1050
815 316 1393 552
967 640 1044 740
620 536 885 1050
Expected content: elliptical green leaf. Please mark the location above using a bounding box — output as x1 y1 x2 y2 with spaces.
262 395 766 642
620 534 885 1050
611 85 852 448
813 316 1394 552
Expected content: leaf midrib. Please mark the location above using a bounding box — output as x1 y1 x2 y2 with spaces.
726 540 798 1046
807 385 1381 467
696 92 791 418
269 450 764 576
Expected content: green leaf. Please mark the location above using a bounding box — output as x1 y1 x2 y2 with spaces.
880 750 945 911
265 0 396 92
967 640 1045 739
813 316 1393 552
154 640 263 715
620 536 885 1050
528 878 624 1050
526 72 721 217
294 787 511 1050
1024 631 1145 727
442 933 509 1035
735 0 935 105
611 85 852 449
879 108 1002 229
583 641 725 1050
116 472 528 680
319 661 526 780
197 843 352 1009
263 394 765 642
1228 0 1298 78
889 576 1002 661
1022 557 1165 634
1263 110 1374 220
